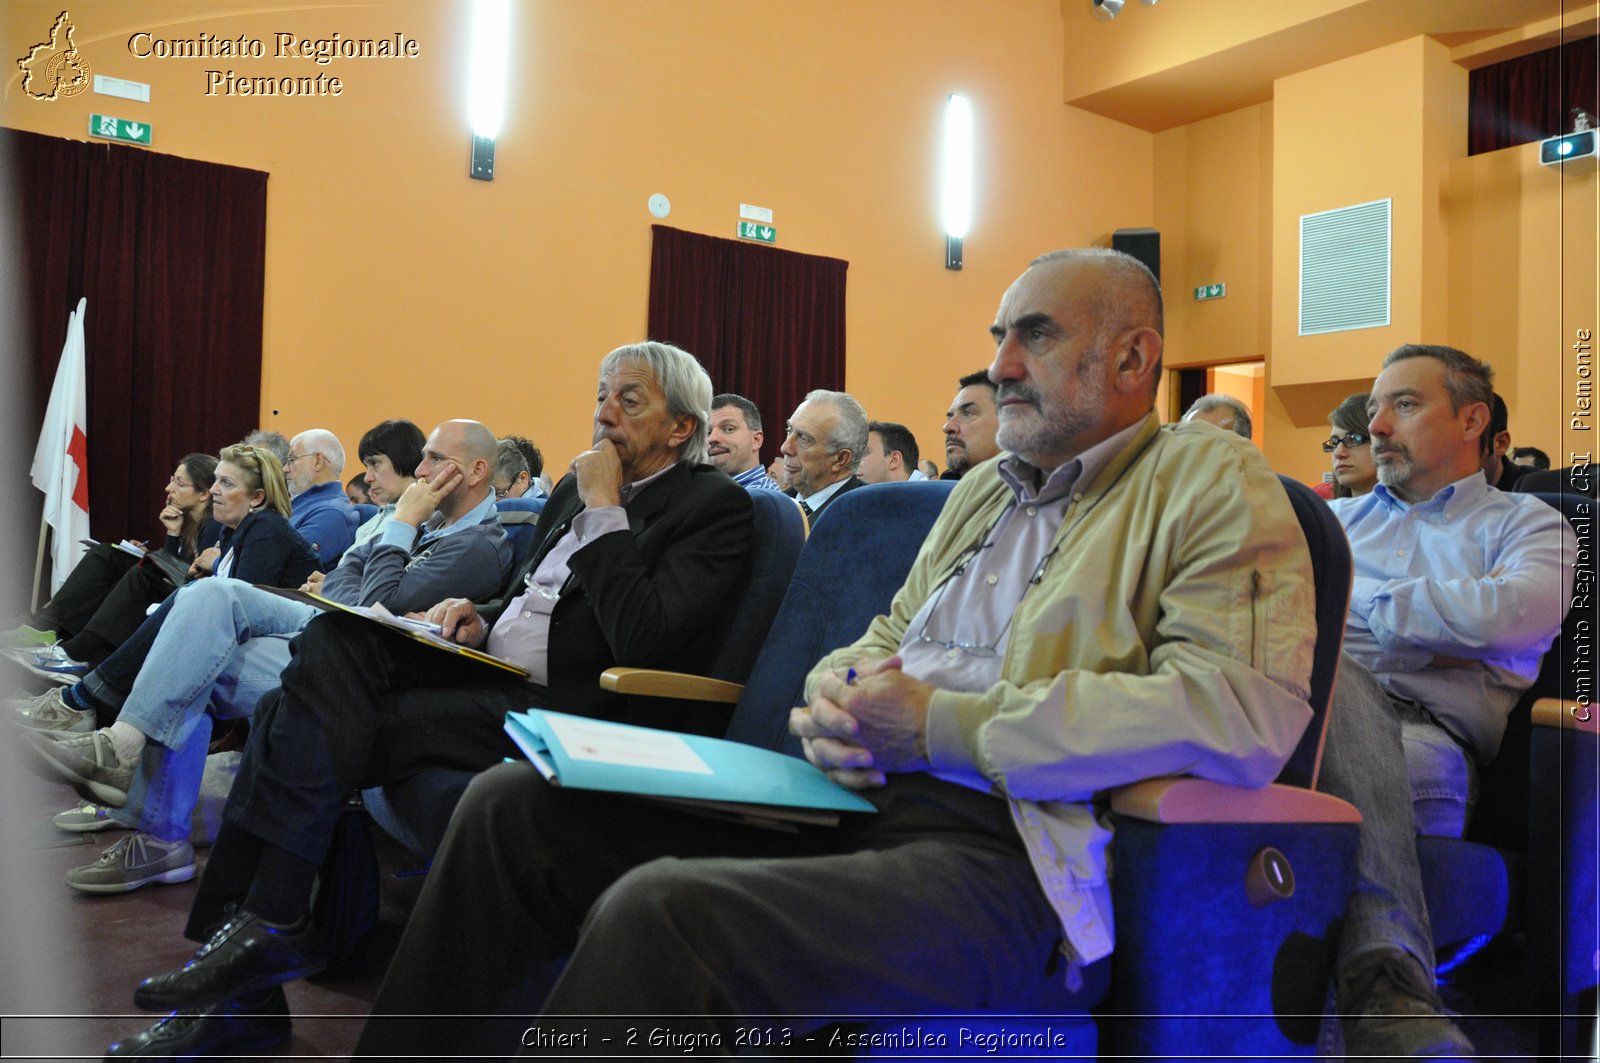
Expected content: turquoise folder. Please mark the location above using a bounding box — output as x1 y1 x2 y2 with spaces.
504 709 876 824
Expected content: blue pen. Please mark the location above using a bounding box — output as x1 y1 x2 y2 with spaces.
845 667 857 685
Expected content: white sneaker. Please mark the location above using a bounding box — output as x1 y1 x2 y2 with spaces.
53 800 122 833
8 688 95 735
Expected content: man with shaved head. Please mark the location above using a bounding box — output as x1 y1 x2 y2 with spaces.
282 428 360 567
348 250 1318 1057
111 346 753 1058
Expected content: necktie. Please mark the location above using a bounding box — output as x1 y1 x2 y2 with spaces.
798 500 813 518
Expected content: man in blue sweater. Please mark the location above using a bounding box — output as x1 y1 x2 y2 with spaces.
283 429 360 567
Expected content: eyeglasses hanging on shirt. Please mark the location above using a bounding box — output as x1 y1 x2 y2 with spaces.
915 508 1064 658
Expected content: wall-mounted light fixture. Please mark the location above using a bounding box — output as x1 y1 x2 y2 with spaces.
941 93 973 270
468 0 510 180
1092 0 1157 20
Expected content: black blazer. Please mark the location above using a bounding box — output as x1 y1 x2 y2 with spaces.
217 509 320 588
807 474 864 523
488 461 754 732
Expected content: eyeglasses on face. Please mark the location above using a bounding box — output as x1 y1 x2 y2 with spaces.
1322 432 1370 453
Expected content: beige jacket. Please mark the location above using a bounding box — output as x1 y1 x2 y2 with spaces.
806 417 1316 964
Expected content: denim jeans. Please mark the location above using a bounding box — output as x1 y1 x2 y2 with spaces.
1317 654 1437 975
110 579 317 841
1395 700 1478 839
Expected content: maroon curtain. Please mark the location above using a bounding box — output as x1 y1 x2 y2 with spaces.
647 225 848 467
1469 35 1598 155
5 128 267 546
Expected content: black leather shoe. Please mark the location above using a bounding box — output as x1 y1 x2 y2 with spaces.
106 985 291 1058
133 910 326 1012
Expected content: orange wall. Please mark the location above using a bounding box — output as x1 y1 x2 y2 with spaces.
1265 36 1465 486
1153 101 1273 369
4 0 1154 473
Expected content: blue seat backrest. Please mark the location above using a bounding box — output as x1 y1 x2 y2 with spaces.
723 481 956 754
352 502 379 524
700 491 807 684
495 496 546 574
1275 474 1353 790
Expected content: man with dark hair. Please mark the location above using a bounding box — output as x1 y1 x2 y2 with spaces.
708 393 781 491
351 249 1318 1058
1510 445 1550 471
1321 343 1571 1056
779 389 867 519
343 475 370 505
858 420 920 484
942 369 1000 478
1334 346 1571 832
1482 393 1535 491
108 343 753 1058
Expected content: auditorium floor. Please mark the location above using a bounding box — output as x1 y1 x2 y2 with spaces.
2 758 420 1060
2 744 1562 1062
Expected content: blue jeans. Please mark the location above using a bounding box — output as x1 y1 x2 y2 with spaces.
1317 654 1437 976
1394 699 1478 838
110 579 317 841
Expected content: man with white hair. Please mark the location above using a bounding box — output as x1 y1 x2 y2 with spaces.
282 429 359 566
1181 394 1253 441
779 389 868 521
109 342 753 1059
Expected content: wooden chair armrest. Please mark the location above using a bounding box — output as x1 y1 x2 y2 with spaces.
599 666 744 704
1110 777 1362 824
1531 697 1599 735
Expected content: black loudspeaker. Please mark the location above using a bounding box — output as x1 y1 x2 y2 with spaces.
1112 228 1160 283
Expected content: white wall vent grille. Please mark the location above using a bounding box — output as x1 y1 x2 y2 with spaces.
1299 198 1391 336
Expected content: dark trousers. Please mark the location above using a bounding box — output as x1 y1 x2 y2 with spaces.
186 611 542 937
34 543 140 635
356 765 1107 1059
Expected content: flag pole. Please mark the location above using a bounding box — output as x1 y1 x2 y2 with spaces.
31 514 49 613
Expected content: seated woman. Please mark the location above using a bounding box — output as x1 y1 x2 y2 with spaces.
14 444 318 747
1324 392 1376 499
11 454 219 675
24 421 512 894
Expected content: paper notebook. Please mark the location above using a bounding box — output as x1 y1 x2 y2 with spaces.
259 587 529 677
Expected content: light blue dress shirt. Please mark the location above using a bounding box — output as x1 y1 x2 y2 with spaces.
1330 472 1574 761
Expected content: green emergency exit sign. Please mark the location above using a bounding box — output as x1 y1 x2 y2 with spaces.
737 220 776 244
1193 283 1226 301
89 114 152 146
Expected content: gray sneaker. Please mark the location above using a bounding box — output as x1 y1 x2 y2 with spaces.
23 728 135 806
9 688 95 735
65 833 194 894
1338 947 1476 1059
53 800 122 833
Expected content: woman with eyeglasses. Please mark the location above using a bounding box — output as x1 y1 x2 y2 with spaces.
6 454 222 670
1325 392 1377 498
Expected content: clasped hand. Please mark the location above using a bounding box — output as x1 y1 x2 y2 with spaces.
789 655 933 790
